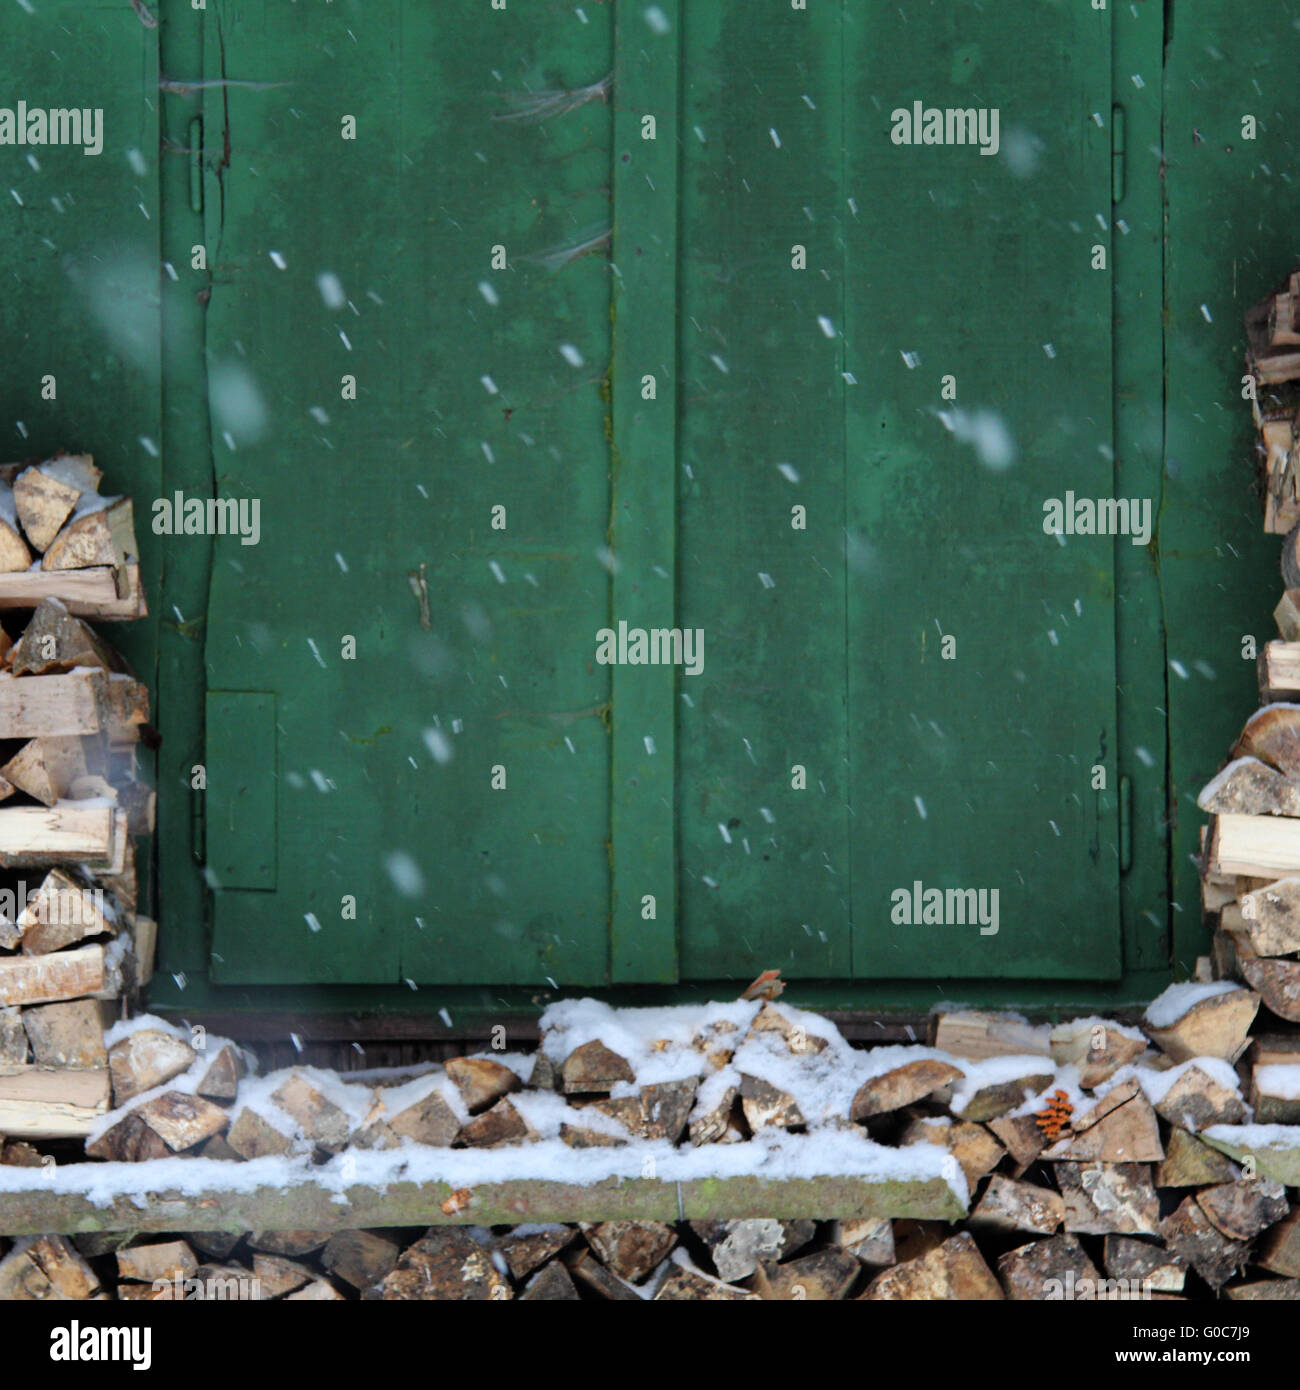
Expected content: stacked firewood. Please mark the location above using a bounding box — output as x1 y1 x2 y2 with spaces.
0 453 144 620
0 591 155 1145
4 993 1299 1299
1192 277 1300 1035
1247 270 1300 534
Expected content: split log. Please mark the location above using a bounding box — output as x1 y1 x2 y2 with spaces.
519 1261 581 1300
366 1229 513 1301
902 1114 1006 1185
0 1234 99 1300
497 1228 576 1281
997 1234 1100 1301
356 1078 461 1150
747 1249 860 1300
116 1241 198 1284
1224 1278 1300 1299
0 489 31 574
1262 642 1300 702
969 1175 1064 1235
1 738 89 807
108 1028 196 1106
1057 1162 1159 1235
1234 705 1300 779
1237 943 1300 1022
42 497 137 572
1233 878 1300 955
1197 1178 1289 1241
86 1112 172 1162
688 1083 740 1146
1142 985 1258 1063
830 1217 894 1266
1160 1196 1252 1289
1153 1064 1250 1130
14 468 80 553
652 1260 759 1301
133 1091 229 1152
957 1068 1054 1123
131 915 156 987
739 1074 804 1130
1208 811 1300 877
0 560 146 620
0 1063 109 1137
688 1219 787 1281
1104 1235 1187 1293
194 1043 247 1101
1048 1020 1146 1087
584 1220 677 1282
18 867 113 955
0 671 112 738
0 802 114 869
1042 1080 1164 1162
1198 758 1300 817
321 1230 401 1290
1276 590 1300 641
850 1058 963 1119
247 1231 329 1258
561 1040 635 1094
458 1096 535 1148
861 1232 1003 1301
930 1009 1050 1060
21 1000 107 1067
0 943 105 1006
444 1056 521 1113
0 1005 26 1064
1157 1128 1241 1187
226 1106 293 1159
1258 1209 1300 1277
1251 1063 1300 1123
285 1278 345 1301
271 1072 352 1153
8 599 122 675
747 1002 829 1053
251 1254 314 1298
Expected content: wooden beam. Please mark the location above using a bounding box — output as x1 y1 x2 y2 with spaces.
0 1171 965 1236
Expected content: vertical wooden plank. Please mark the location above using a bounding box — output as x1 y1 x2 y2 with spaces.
1112 1 1170 973
845 2 1121 980
675 1 850 982
156 0 212 972
1162 4 1296 974
205 691 276 891
609 0 680 982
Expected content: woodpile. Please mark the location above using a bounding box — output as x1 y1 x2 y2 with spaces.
0 578 154 1144
1247 271 1300 533
0 453 145 620
1189 290 1300 1029
3 989 1300 1299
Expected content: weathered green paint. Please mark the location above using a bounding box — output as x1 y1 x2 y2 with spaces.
609 0 679 983
0 1171 964 1236
845 2 1120 982
205 691 276 890
675 0 852 981
0 0 1292 1013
